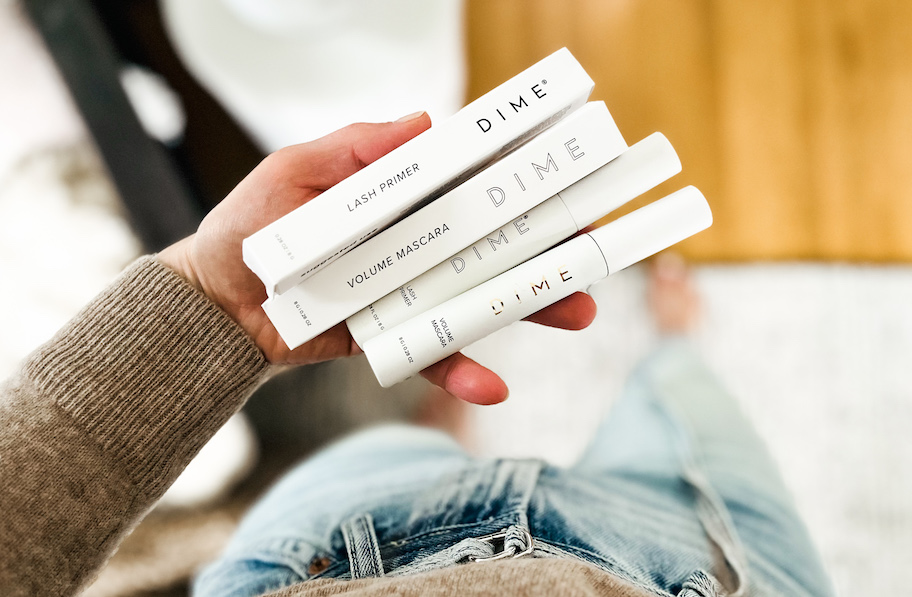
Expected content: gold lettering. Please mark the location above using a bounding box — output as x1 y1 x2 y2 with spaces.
531 276 551 295
491 299 505 315
559 266 572 282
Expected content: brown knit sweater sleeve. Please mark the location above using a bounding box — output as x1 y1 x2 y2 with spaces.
0 257 270 596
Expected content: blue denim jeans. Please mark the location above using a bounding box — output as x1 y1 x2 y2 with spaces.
195 339 833 596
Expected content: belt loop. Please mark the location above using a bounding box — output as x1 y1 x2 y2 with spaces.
341 513 385 579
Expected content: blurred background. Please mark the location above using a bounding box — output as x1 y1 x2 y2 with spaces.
1 0 910 595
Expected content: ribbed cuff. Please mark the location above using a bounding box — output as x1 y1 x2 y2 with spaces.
25 256 269 497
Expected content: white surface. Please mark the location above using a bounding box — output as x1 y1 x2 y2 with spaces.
466 263 912 595
160 0 467 152
159 413 258 508
0 146 143 378
119 64 187 145
0 3 86 182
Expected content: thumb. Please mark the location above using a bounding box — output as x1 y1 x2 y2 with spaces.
284 111 432 191
350 111 432 165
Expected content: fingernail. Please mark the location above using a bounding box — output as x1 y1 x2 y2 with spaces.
396 110 426 123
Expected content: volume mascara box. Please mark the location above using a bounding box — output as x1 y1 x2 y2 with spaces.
243 47 595 296
262 101 626 349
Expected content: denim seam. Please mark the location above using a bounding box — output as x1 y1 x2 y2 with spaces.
531 539 634 576
641 347 750 596
500 459 542 528
680 460 748 596
384 511 524 547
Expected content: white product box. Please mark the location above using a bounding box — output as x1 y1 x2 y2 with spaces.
263 101 626 349
363 187 712 387
346 133 682 346
243 47 595 296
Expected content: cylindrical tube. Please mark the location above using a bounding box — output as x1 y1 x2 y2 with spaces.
363 186 712 387
347 133 681 346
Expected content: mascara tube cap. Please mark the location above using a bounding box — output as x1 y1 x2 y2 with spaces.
590 186 712 274
557 132 682 229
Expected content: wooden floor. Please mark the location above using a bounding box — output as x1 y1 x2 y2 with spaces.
466 0 912 262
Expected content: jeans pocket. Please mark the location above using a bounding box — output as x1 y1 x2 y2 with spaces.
194 538 337 597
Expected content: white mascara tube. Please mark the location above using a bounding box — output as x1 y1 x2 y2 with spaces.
363 186 711 387
347 133 682 347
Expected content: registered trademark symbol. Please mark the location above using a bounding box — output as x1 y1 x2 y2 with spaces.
542 79 548 85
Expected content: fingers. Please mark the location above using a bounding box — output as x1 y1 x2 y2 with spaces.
295 292 595 404
523 291 598 329
421 352 509 406
399 293 597 404
282 112 432 191
285 324 509 406
416 293 596 405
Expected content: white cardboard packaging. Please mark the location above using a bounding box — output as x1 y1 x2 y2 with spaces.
363 187 713 387
243 47 595 296
263 101 626 349
346 133 681 346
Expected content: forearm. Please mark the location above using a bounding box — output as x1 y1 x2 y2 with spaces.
0 257 269 596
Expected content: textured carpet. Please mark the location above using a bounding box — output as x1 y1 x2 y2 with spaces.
466 263 912 596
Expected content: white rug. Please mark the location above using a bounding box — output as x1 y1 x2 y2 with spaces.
466 263 912 595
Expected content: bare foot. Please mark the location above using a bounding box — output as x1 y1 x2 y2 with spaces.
647 253 700 334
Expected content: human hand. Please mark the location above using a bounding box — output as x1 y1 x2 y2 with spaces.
158 113 598 404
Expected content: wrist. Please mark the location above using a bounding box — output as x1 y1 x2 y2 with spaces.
157 237 204 295
156 237 262 346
